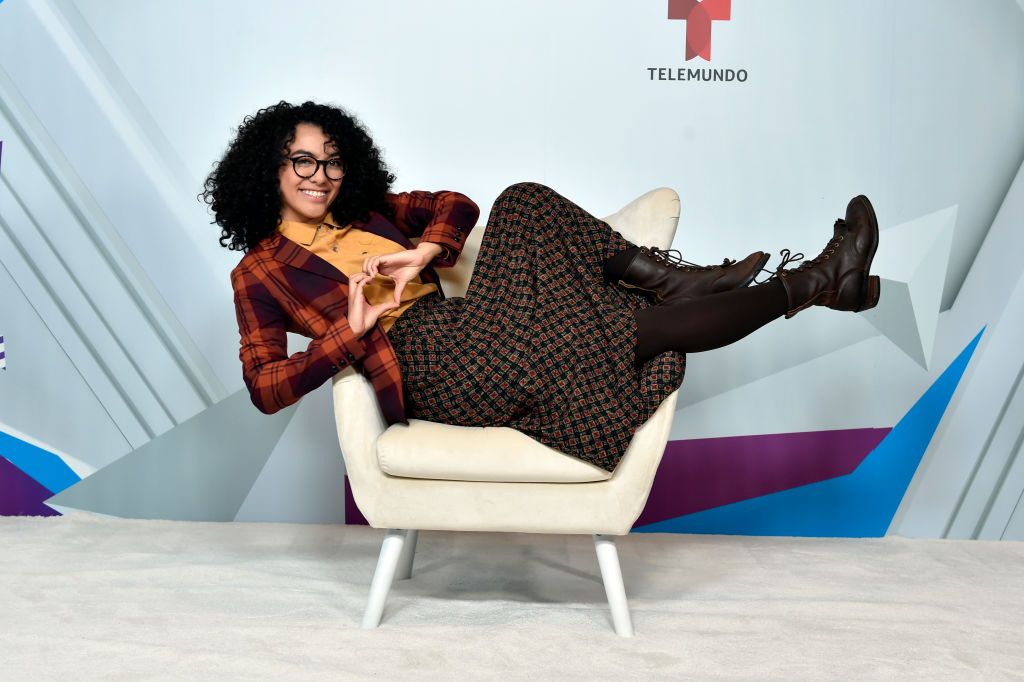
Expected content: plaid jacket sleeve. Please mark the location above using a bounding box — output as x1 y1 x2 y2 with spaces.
231 264 369 414
384 190 480 268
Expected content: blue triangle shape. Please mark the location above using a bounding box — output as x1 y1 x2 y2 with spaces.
0 430 81 494
635 329 985 537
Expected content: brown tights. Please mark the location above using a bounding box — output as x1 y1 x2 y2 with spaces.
631 279 789 367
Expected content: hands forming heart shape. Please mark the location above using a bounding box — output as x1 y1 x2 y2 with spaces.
347 248 431 337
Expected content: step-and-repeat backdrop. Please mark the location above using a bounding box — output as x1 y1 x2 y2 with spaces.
1 0 1023 538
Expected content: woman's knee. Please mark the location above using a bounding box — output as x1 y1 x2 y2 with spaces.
496 181 558 206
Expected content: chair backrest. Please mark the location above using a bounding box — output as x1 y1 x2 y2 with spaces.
419 187 681 298
333 187 684 511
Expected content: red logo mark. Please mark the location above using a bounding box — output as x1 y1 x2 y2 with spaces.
668 0 732 62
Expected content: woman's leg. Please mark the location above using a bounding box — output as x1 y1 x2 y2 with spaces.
632 279 788 366
444 182 686 471
633 194 881 367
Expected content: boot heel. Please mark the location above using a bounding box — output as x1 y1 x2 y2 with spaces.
859 275 880 311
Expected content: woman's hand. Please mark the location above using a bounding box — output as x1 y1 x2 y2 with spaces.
348 271 401 338
361 243 439 304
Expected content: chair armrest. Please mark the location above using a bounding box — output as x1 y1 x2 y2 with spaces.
331 367 390 500
606 387 681 530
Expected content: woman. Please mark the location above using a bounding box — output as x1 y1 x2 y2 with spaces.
206 100 879 473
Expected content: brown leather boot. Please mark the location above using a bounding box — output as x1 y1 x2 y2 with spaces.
610 246 770 304
772 195 881 318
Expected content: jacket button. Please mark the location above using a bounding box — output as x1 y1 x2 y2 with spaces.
346 352 356 360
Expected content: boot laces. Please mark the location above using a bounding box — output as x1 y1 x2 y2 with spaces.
754 248 804 284
753 220 847 284
645 246 736 272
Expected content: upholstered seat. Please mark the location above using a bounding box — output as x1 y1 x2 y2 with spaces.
333 186 683 636
377 420 612 482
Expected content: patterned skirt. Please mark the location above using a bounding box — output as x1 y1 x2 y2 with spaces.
386 181 686 473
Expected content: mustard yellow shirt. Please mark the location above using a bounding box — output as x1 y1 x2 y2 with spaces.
277 213 439 333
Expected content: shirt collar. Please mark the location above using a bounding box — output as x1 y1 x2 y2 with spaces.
277 212 346 242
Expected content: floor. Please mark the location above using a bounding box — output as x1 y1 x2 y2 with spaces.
1 512 1022 680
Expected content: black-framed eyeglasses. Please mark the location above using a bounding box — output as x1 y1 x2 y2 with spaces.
287 155 345 180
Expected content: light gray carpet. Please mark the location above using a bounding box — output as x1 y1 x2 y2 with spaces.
1 512 1022 680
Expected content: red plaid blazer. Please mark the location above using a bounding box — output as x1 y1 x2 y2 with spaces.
230 190 480 423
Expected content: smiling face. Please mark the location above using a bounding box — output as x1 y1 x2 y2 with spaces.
278 122 344 224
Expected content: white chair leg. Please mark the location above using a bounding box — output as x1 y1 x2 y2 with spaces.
592 534 634 637
395 529 418 580
362 528 408 629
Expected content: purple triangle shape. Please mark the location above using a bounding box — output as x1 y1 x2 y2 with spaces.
636 427 890 527
0 455 61 516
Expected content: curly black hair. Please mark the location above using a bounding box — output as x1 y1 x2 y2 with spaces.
201 100 398 252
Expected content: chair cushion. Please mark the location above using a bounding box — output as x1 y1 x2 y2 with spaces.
376 419 613 483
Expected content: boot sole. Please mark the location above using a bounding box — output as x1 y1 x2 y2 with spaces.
851 195 881 313
740 252 771 288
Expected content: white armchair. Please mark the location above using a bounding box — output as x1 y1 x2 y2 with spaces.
331 188 682 637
